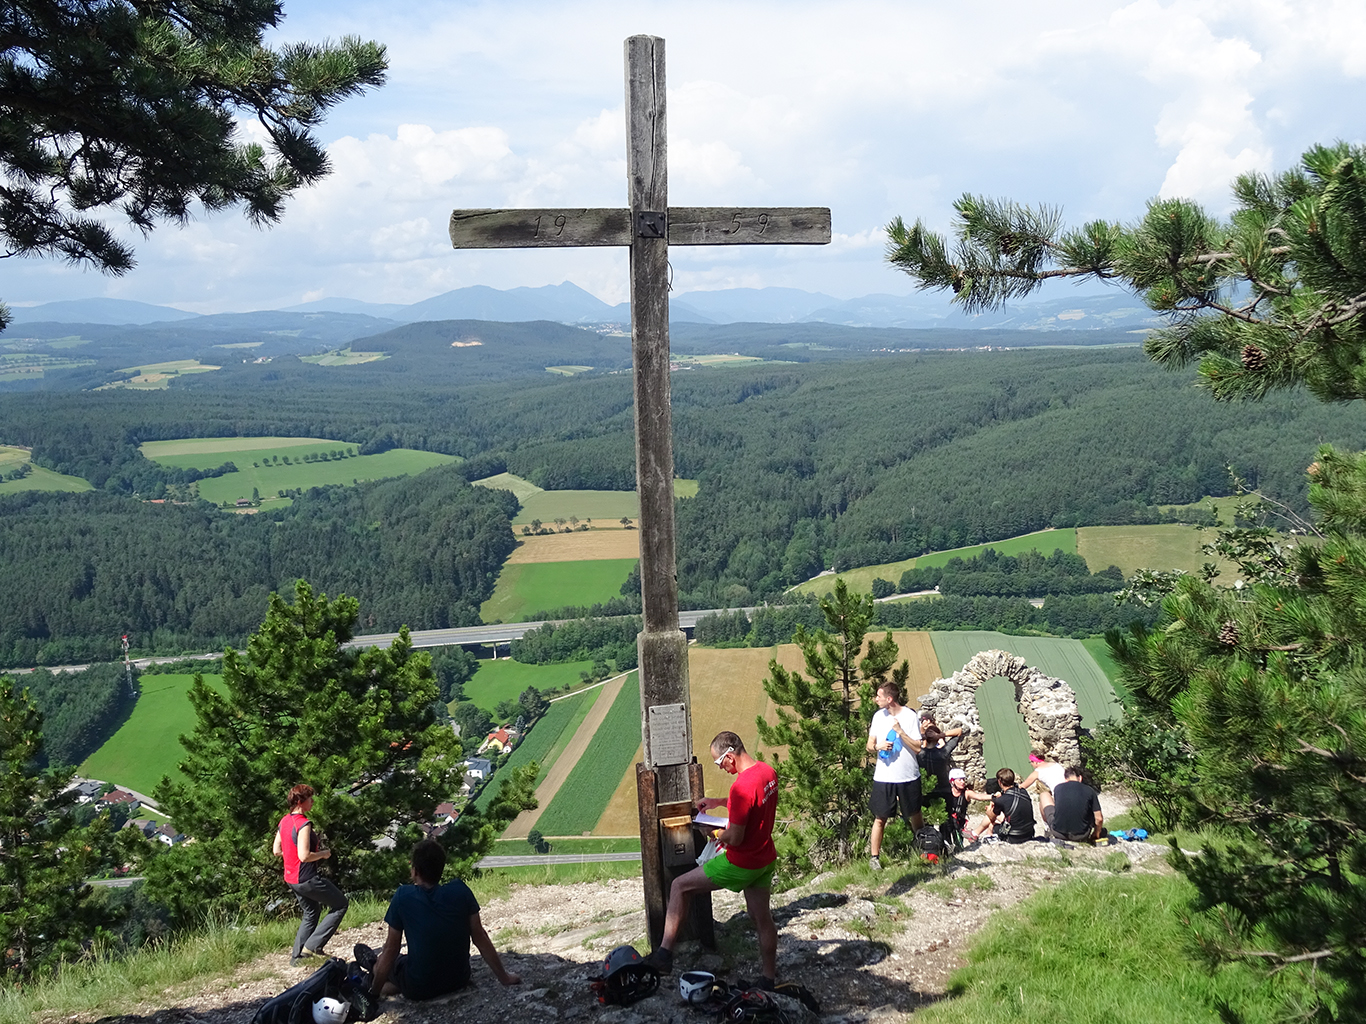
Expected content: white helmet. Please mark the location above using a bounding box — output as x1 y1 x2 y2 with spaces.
679 970 717 1005
312 996 350 1024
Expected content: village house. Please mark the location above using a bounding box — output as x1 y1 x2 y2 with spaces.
98 788 142 815
478 728 513 755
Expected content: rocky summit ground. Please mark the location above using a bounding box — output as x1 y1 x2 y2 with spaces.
87 825 1171 1024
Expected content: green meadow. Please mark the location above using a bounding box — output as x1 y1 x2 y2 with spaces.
140 436 458 505
790 529 1078 597
1077 523 1235 577
480 558 638 622
0 445 92 494
472 688 599 813
534 672 642 836
461 658 596 715
300 348 387 366
81 674 221 797
1079 636 1130 704
100 359 221 389
472 472 698 524
917 528 1078 567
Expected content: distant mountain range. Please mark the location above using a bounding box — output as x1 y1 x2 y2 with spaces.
9 283 1160 332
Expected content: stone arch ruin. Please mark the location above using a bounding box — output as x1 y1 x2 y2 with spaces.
916 649 1083 786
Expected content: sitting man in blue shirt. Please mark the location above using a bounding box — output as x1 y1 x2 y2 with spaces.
368 839 521 1001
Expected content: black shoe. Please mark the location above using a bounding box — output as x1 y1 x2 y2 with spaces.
354 943 378 972
643 947 673 974
739 976 775 992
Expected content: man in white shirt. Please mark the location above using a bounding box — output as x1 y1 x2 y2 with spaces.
865 681 923 870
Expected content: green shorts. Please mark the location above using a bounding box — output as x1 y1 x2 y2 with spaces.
704 854 775 892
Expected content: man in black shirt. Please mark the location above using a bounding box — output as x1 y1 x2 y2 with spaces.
1040 766 1103 842
987 768 1035 843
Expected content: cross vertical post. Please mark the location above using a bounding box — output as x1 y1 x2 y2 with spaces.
624 34 707 948
444 31 830 953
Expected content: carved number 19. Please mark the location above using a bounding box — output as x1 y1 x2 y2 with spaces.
534 214 568 237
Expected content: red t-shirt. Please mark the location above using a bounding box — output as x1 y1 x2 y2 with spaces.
724 760 778 870
278 811 315 884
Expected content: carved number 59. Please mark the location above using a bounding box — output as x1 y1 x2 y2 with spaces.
727 213 771 235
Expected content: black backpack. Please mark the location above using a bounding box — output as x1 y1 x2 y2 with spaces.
915 824 945 857
251 958 347 1024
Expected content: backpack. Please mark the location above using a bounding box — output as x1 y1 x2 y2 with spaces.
251 958 348 1024
915 824 945 857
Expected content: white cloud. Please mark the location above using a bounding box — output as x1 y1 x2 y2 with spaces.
9 0 1366 310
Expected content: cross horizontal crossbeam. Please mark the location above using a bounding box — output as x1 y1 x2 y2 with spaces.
448 207 831 248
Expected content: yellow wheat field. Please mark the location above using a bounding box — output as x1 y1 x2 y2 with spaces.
591 632 941 835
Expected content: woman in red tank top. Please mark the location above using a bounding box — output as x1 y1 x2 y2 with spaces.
272 783 349 966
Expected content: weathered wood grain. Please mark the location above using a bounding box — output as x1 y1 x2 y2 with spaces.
448 206 831 248
448 208 630 248
668 206 831 245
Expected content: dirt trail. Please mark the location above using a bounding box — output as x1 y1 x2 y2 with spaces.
74 830 1172 1024
504 674 629 839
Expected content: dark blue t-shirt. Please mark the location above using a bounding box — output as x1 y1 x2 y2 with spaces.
384 879 480 1000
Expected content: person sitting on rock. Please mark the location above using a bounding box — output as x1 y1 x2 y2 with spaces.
944 769 993 848
366 839 521 1002
1039 766 1104 843
986 768 1036 843
1018 749 1066 796
919 724 964 817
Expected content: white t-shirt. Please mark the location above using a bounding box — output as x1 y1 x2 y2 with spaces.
1035 761 1067 792
869 706 921 783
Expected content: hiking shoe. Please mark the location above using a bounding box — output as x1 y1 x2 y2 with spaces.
354 943 378 972
643 947 673 974
739 975 776 991
869 855 882 871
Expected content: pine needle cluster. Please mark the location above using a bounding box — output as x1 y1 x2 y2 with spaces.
0 1 389 331
886 142 1366 403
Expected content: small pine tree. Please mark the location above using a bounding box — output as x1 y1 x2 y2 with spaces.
756 579 908 869
0 678 130 978
149 581 533 927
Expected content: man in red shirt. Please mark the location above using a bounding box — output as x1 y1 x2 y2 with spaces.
644 731 779 987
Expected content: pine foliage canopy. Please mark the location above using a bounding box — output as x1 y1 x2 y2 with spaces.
149 581 535 926
756 579 908 869
0 0 388 330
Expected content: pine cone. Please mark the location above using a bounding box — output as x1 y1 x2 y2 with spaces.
1241 344 1266 372
1217 620 1241 646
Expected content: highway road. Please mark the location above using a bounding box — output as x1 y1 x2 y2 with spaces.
91 851 643 887
14 608 758 674
344 608 748 650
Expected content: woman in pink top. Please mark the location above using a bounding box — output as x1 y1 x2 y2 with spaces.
272 783 348 966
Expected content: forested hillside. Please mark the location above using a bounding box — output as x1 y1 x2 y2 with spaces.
3 343 1365 661
0 467 516 666
19 663 134 767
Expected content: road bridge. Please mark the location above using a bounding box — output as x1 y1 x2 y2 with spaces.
9 608 760 674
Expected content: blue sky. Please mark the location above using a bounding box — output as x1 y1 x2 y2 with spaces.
10 0 1366 312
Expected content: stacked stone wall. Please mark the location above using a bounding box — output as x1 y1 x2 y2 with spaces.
915 649 1083 787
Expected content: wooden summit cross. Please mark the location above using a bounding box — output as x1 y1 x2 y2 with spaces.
448 35 830 945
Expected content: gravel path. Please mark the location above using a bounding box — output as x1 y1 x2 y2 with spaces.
75 829 1171 1024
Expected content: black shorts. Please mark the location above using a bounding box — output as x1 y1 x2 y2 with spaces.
391 956 469 1002
871 779 921 821
1042 804 1093 842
